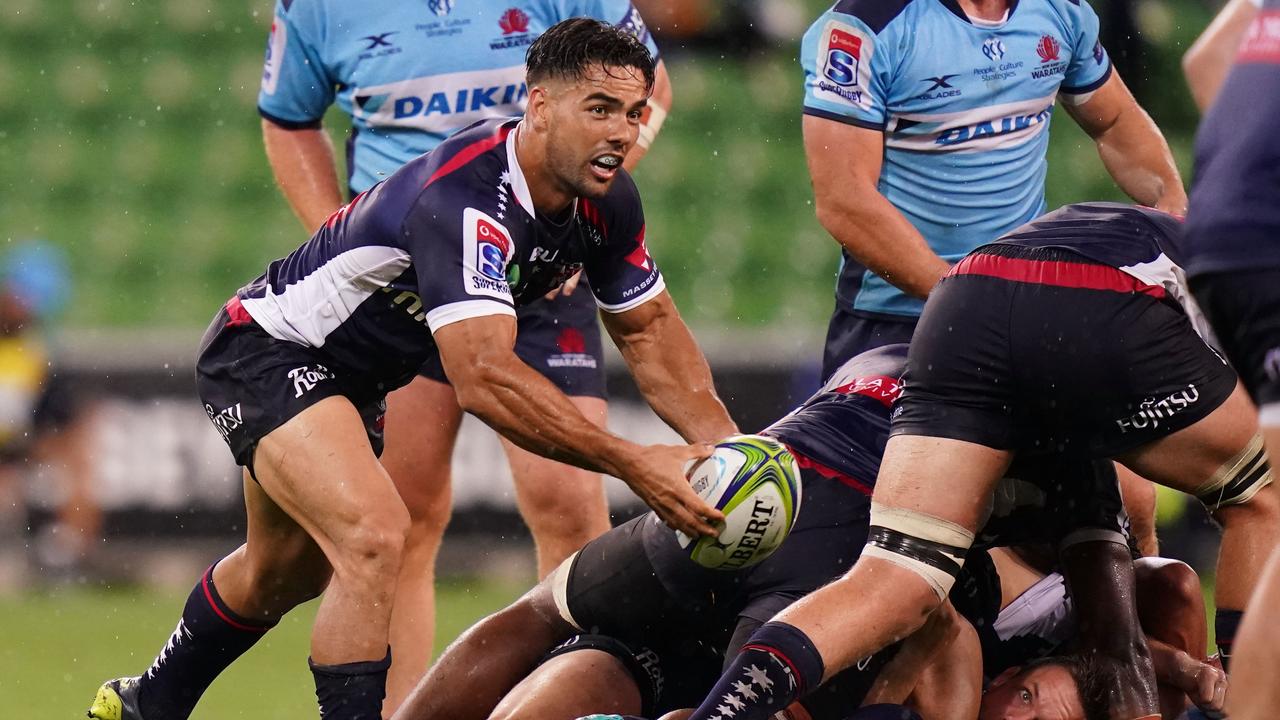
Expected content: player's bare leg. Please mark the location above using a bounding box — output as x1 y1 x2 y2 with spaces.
504 395 611 578
777 436 1009 676
685 436 1009 720
1117 384 1279 664
379 376 463 715
248 396 410 717
488 647 644 720
393 580 576 720
1225 545 1280 720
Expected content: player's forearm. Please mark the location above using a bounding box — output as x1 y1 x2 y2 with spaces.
815 192 950 300
453 355 641 477
1093 110 1187 215
606 300 736 444
261 119 346 232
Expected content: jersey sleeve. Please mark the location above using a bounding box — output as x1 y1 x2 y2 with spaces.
580 174 666 313
402 192 518 334
1059 0 1113 97
257 0 335 128
553 0 661 59
800 10 893 130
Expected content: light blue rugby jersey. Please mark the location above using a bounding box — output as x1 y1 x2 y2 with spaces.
258 0 658 193
802 0 1112 317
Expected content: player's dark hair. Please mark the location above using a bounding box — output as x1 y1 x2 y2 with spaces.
526 17 655 92
1023 655 1111 720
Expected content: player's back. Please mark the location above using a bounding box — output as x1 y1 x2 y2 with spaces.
802 0 1113 316
763 343 908 497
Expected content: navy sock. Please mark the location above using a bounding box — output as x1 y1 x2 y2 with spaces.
1215 608 1243 672
310 649 392 720
688 622 824 720
137 562 275 719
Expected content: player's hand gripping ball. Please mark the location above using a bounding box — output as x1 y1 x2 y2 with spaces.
676 434 802 570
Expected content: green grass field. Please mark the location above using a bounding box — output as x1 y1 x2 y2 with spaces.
0 579 524 719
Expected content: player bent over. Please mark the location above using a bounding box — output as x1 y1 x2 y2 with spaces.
684 203 1279 720
87 20 734 720
393 344 1164 720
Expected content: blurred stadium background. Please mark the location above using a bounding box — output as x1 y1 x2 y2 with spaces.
0 0 1228 715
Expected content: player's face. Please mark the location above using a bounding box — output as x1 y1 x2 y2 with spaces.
541 64 648 198
978 665 1085 720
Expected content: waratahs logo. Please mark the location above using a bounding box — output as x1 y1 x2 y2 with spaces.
428 0 454 16
1036 34 1061 63
499 8 529 35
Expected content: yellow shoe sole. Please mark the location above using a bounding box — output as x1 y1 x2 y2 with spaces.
86 682 124 720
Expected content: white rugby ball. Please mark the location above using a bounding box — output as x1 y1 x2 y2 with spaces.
676 434 802 570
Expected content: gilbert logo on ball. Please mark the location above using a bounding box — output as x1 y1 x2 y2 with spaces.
678 435 802 570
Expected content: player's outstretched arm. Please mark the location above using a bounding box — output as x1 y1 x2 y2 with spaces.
599 289 737 444
436 312 722 538
1183 0 1261 111
1059 539 1161 719
261 118 346 232
1062 72 1187 216
803 115 951 300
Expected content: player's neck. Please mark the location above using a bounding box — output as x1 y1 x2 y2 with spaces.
956 0 1010 23
513 123 576 216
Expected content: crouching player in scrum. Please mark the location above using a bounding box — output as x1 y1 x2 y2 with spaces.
392 343 1217 720
683 203 1278 720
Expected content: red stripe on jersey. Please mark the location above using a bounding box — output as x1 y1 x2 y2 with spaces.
579 199 608 238
790 450 873 496
830 374 903 408
424 124 515 189
949 253 1167 299
224 296 254 327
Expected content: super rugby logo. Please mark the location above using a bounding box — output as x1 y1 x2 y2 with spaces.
814 21 873 110
463 207 514 300
823 27 862 86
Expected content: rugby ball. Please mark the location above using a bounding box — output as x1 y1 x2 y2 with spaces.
676 434 802 570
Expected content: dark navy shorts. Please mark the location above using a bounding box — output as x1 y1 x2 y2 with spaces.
821 305 918 382
893 244 1237 458
418 288 607 399
195 300 387 474
1191 269 1280 424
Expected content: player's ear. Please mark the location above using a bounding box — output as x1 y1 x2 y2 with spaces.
525 85 552 131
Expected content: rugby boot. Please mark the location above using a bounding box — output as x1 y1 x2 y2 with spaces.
87 676 144 720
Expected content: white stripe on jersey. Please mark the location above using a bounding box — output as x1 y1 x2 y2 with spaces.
242 245 412 347
1121 254 1220 345
594 274 667 314
505 122 537 217
993 571 1075 645
885 93 1057 154
353 65 527 136
425 298 516 334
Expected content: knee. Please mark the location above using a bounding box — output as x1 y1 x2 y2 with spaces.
1143 560 1202 608
335 505 412 579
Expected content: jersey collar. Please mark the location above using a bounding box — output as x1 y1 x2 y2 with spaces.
505 121 537 218
936 0 1019 25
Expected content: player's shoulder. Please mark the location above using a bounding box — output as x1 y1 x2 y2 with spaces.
824 0 918 34
415 118 519 198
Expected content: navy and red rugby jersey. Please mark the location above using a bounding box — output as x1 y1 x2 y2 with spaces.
233 117 663 388
763 343 907 496
1185 0 1280 275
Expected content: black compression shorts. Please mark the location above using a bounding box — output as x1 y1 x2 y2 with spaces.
195 301 386 474
893 244 1237 457
1191 269 1280 423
